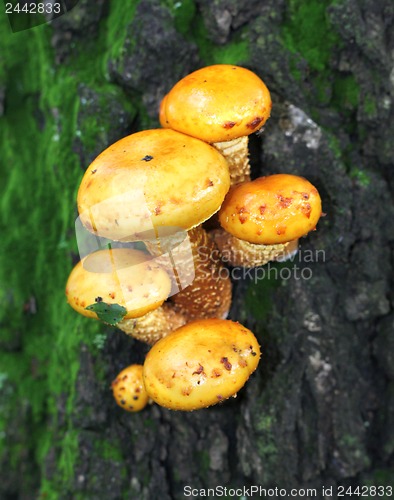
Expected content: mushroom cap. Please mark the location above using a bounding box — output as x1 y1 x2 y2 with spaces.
77 129 230 241
65 248 171 320
112 364 150 412
218 174 322 244
160 64 272 143
143 318 260 411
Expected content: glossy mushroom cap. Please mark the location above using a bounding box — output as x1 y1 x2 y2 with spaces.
218 174 322 245
112 364 150 412
77 129 230 241
143 319 260 411
160 65 272 143
65 248 171 320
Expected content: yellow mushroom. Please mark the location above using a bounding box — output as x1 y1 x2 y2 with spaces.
65 247 185 344
160 64 272 185
77 128 232 323
111 364 150 412
77 128 230 241
212 174 323 267
143 318 261 411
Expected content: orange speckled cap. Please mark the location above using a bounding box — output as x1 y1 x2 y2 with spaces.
112 365 150 412
160 65 272 143
218 174 322 244
77 129 230 241
143 318 260 411
65 248 171 320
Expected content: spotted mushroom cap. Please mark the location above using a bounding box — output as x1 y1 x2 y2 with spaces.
160 64 272 143
77 129 230 241
143 318 261 411
65 248 171 320
112 364 150 412
218 174 322 245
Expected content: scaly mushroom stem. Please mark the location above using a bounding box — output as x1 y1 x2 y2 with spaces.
118 303 187 345
211 228 290 268
273 238 299 262
213 136 251 185
172 226 232 319
145 226 232 320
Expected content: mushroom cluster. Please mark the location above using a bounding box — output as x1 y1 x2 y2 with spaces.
66 65 323 412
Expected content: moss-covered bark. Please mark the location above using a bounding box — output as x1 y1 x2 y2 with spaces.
1 0 393 498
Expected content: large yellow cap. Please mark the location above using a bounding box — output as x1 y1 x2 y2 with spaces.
143 318 260 411
65 248 171 320
219 174 322 244
160 65 272 143
77 129 230 241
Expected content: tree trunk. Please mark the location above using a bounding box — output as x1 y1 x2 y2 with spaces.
1 0 393 498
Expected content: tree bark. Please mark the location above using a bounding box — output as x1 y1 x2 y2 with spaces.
1 0 393 498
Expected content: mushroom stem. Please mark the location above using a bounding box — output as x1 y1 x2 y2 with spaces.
211 228 290 268
145 226 232 320
173 226 232 319
118 303 187 345
273 238 300 262
213 136 251 185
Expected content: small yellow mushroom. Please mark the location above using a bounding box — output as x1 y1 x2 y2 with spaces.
111 364 150 412
65 247 186 344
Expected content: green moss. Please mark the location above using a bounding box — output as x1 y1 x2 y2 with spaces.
332 74 360 110
288 53 303 81
161 0 196 36
95 438 124 462
242 262 291 324
142 416 157 429
363 468 394 492
103 0 140 69
196 449 211 478
350 167 371 187
326 132 343 160
282 0 341 72
363 95 377 117
255 414 274 432
254 411 278 469
0 10 111 496
338 434 371 469
57 430 80 482
281 0 361 119
192 16 249 66
209 37 249 65
243 277 276 323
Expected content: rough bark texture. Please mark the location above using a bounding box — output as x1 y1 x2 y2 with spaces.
1 0 393 498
